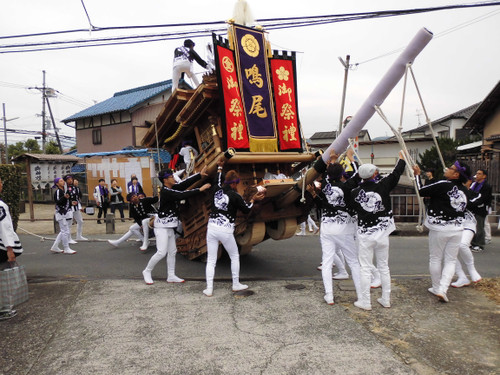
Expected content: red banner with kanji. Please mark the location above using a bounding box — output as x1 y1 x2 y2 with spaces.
270 58 302 150
216 44 249 149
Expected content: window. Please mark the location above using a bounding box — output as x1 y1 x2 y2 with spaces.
92 129 102 145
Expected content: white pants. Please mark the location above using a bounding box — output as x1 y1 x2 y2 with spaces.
358 235 391 305
54 218 72 250
69 210 84 239
484 218 491 241
141 218 151 249
455 229 479 279
428 230 461 293
144 227 177 277
307 215 318 231
172 60 199 91
115 223 144 244
320 232 360 298
205 227 241 290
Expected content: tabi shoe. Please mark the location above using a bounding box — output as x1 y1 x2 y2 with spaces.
332 271 349 280
232 283 248 292
471 246 483 253
76 236 88 241
427 287 438 296
108 239 119 247
0 309 17 321
203 288 213 297
142 270 154 285
451 278 471 288
354 300 372 311
97 220 102 224
470 270 482 283
167 275 185 283
63 248 77 254
370 279 382 289
69 239 78 245
317 263 323 271
436 290 449 303
139 241 150 251
50 247 63 253
296 232 305 236
324 294 334 305
377 297 391 308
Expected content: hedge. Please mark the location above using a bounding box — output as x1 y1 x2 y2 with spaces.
0 164 22 230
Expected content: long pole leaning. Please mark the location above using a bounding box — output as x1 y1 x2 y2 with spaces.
276 28 434 209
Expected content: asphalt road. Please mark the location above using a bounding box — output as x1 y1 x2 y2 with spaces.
17 233 500 282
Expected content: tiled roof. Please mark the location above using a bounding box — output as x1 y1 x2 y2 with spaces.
63 80 173 122
464 81 500 130
404 102 481 134
75 148 171 164
13 153 80 162
310 129 368 140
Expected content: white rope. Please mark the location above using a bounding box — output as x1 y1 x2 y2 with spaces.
17 225 156 243
300 171 307 203
374 105 424 232
398 63 410 133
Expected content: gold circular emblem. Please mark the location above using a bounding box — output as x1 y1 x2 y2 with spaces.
241 34 260 57
222 56 234 73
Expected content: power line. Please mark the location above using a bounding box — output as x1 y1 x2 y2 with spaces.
1 2 500 53
355 8 500 65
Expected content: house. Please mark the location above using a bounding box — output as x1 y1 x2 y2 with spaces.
400 102 480 141
13 153 81 219
306 103 482 180
308 129 370 149
62 80 190 153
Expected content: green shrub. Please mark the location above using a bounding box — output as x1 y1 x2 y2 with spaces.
0 164 22 230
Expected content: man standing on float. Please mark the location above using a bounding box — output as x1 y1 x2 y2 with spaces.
172 39 208 91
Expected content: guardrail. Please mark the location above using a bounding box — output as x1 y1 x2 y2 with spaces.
391 193 500 221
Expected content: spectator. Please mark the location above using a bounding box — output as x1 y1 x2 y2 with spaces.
109 179 126 222
470 169 493 253
93 179 109 224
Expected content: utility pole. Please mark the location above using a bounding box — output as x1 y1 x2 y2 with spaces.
1 103 19 164
45 98 63 152
337 55 350 136
41 70 47 152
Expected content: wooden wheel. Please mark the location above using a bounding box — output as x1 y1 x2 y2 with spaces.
236 221 266 247
266 217 297 240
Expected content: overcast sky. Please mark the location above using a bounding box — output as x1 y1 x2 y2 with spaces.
1 0 499 149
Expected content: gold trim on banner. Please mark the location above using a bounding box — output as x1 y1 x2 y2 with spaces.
232 24 278 152
249 137 278 152
227 25 235 50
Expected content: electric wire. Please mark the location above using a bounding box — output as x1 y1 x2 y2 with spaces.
2 1 500 41
1 2 500 53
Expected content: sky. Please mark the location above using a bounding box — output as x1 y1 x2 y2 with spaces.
1 0 500 150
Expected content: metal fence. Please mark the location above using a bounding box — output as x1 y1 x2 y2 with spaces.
391 193 500 222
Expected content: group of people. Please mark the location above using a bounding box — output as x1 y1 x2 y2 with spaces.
306 148 491 310
140 157 264 296
50 174 148 254
93 175 144 224
51 175 87 254
46 151 492 306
